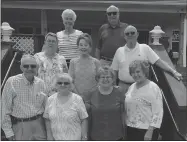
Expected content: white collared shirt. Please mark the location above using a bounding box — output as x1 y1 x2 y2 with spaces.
111 42 159 83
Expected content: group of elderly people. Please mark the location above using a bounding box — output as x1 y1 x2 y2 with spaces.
2 5 183 141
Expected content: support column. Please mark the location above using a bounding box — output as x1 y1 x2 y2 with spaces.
41 9 47 35
178 13 186 67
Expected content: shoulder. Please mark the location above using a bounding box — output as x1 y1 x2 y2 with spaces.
91 57 100 64
148 81 160 89
99 23 110 31
120 22 128 28
75 29 83 35
6 74 19 84
70 57 79 63
115 46 124 54
139 43 151 50
72 93 84 102
48 93 57 103
57 54 65 60
56 31 64 36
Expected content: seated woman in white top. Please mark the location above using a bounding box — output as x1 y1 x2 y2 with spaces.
125 60 163 141
57 9 83 65
34 32 68 96
43 73 88 140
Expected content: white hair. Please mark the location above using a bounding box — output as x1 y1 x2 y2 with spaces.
21 54 37 65
106 5 119 13
61 9 77 21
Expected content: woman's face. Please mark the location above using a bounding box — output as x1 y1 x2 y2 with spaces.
98 71 113 87
131 66 147 83
56 77 71 93
63 13 75 29
78 39 91 55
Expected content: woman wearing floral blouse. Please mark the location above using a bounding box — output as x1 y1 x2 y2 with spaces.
125 60 163 140
34 32 68 96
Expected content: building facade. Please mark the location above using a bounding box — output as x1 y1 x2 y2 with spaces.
1 0 187 66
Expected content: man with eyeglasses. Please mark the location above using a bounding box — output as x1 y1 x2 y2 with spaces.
111 25 182 93
1 54 47 140
95 5 128 66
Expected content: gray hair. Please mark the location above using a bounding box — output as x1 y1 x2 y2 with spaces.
21 54 37 65
61 9 77 21
129 60 150 78
52 73 73 90
106 5 119 13
95 66 115 84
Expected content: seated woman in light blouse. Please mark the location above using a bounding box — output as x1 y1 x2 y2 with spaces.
43 73 88 140
83 66 125 140
125 60 163 140
69 33 101 97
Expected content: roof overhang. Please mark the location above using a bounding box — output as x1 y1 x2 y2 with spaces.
1 0 187 13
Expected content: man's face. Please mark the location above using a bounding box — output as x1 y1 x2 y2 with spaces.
20 57 38 78
107 7 119 26
45 35 58 51
124 26 139 43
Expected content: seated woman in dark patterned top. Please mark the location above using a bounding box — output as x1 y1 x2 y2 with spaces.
83 66 126 140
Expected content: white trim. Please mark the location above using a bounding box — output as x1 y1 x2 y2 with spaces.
183 14 186 67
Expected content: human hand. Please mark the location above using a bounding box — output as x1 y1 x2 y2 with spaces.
144 129 153 141
7 136 15 141
173 71 183 81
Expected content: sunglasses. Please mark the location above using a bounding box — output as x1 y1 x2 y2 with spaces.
23 64 37 69
107 12 118 16
125 32 136 36
57 82 70 85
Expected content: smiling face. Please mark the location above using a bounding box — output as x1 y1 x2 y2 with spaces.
20 56 38 78
62 13 75 29
98 71 114 87
107 6 119 26
78 38 91 55
56 76 72 94
45 34 58 52
124 26 139 43
131 66 147 84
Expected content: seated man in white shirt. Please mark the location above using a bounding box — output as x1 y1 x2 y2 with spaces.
111 25 182 93
1 54 47 140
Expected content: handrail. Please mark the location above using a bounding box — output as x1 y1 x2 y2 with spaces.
150 66 186 141
1 52 18 92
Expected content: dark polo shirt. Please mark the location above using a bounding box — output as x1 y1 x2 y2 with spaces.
98 22 128 59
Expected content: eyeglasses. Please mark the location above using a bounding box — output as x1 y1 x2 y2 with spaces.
107 12 118 16
57 82 70 85
125 32 136 36
23 64 37 69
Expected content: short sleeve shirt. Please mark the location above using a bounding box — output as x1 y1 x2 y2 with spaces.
111 42 159 83
43 93 88 140
98 22 128 58
83 87 125 140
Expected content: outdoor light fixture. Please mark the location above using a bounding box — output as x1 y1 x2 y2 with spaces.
1 22 14 42
150 25 165 45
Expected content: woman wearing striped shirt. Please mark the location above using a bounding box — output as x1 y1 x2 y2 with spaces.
57 9 83 66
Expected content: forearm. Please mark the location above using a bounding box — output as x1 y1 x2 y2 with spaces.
45 119 54 140
81 119 88 138
155 59 176 74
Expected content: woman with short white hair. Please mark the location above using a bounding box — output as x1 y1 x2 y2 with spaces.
43 73 88 140
57 9 83 66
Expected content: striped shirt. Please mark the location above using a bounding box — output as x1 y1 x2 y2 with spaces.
57 30 83 60
43 93 88 140
1 74 48 138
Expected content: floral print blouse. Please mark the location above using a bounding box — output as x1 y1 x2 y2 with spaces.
34 52 68 96
125 81 163 129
